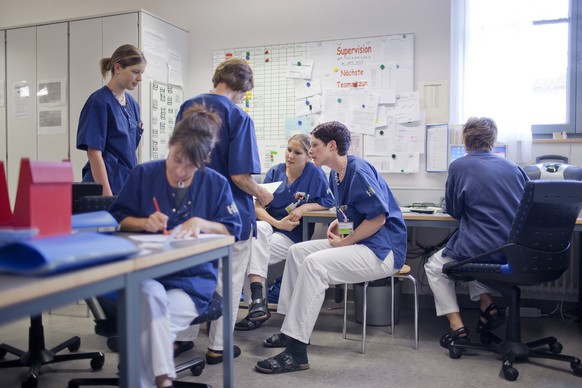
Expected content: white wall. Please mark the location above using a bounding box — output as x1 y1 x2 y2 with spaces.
3 1 581 196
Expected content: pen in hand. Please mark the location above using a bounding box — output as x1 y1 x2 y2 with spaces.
152 196 168 235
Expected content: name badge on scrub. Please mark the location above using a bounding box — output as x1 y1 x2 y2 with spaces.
338 221 354 237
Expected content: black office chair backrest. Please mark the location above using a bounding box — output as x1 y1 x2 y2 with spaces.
502 180 582 284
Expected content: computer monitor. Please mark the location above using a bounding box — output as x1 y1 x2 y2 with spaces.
449 144 507 164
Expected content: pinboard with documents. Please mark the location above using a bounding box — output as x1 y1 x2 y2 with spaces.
214 34 426 173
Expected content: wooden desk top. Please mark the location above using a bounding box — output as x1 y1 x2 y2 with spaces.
302 209 582 226
0 235 234 310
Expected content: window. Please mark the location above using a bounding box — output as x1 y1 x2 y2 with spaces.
452 0 578 144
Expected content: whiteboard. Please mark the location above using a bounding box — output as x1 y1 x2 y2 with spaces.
213 34 414 147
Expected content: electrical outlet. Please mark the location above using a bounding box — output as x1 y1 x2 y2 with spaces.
520 307 541 318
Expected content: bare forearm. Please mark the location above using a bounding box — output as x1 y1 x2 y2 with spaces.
87 148 112 196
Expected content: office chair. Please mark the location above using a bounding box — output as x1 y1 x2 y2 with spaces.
343 264 419 353
443 180 582 381
68 291 224 388
0 315 105 388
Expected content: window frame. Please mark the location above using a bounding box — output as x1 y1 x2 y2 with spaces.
531 0 579 135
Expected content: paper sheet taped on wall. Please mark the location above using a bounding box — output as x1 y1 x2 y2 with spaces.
367 153 420 173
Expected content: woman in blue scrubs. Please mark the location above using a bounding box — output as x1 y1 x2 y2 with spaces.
109 104 242 388
255 121 407 374
76 44 147 196
236 133 334 331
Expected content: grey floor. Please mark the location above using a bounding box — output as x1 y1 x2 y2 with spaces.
1 296 581 388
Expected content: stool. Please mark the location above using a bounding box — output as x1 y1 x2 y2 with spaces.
343 264 419 353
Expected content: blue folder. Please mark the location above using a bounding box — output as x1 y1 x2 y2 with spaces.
0 232 139 276
71 210 119 232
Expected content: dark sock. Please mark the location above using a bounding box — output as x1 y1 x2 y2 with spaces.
250 282 264 301
285 337 308 364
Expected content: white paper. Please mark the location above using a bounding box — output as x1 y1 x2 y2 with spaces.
37 79 67 107
287 59 314 79
387 91 421 123
167 49 184 87
13 81 32 119
129 232 223 243
38 107 67 135
426 123 449 172
259 181 283 194
348 91 380 136
419 80 449 124
294 78 321 98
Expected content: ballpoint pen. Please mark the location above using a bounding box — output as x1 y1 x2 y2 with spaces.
152 197 168 235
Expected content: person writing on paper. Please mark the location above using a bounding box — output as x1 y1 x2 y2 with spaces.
76 44 147 196
109 104 242 388
176 57 273 365
424 117 528 350
256 121 407 374
236 133 334 331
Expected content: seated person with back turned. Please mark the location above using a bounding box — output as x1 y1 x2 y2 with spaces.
236 133 334 331
424 116 529 349
109 104 242 388
255 121 407 374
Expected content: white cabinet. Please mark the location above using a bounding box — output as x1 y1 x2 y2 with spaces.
3 11 189 203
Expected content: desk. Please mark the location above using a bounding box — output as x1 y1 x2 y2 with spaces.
0 235 234 388
302 210 582 318
301 210 460 241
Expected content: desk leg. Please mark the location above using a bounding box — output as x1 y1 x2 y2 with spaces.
119 274 140 388
222 246 233 388
302 221 310 242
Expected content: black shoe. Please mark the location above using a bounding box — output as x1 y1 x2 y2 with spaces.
174 341 194 357
205 345 241 365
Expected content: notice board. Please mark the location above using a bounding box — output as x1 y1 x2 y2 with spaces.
214 34 415 172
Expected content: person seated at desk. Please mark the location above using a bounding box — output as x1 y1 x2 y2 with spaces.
236 134 334 331
424 116 528 349
255 121 407 374
109 104 242 388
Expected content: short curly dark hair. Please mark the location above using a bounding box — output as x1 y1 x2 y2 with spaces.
311 121 351 156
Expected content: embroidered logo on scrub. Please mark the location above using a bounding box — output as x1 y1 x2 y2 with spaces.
366 186 376 197
227 201 239 215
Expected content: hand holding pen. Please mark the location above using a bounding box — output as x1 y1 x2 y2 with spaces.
148 197 169 234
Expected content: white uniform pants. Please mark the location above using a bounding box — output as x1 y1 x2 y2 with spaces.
140 279 199 388
424 248 492 316
243 220 294 301
278 239 396 344
207 229 253 351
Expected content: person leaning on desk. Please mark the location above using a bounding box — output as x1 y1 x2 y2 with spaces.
255 121 407 374
108 104 242 388
424 116 529 350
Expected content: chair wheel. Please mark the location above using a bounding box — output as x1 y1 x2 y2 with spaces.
572 360 582 376
22 375 38 388
91 354 105 370
190 365 204 376
68 338 81 352
549 341 563 354
503 367 519 381
449 346 463 359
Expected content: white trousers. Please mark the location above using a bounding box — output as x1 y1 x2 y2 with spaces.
207 230 253 351
424 248 492 316
139 279 199 388
278 239 396 344
243 220 294 301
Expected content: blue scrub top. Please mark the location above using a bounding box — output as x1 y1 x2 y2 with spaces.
76 86 143 194
444 150 528 263
264 162 334 243
331 155 407 269
176 93 261 240
109 160 242 313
